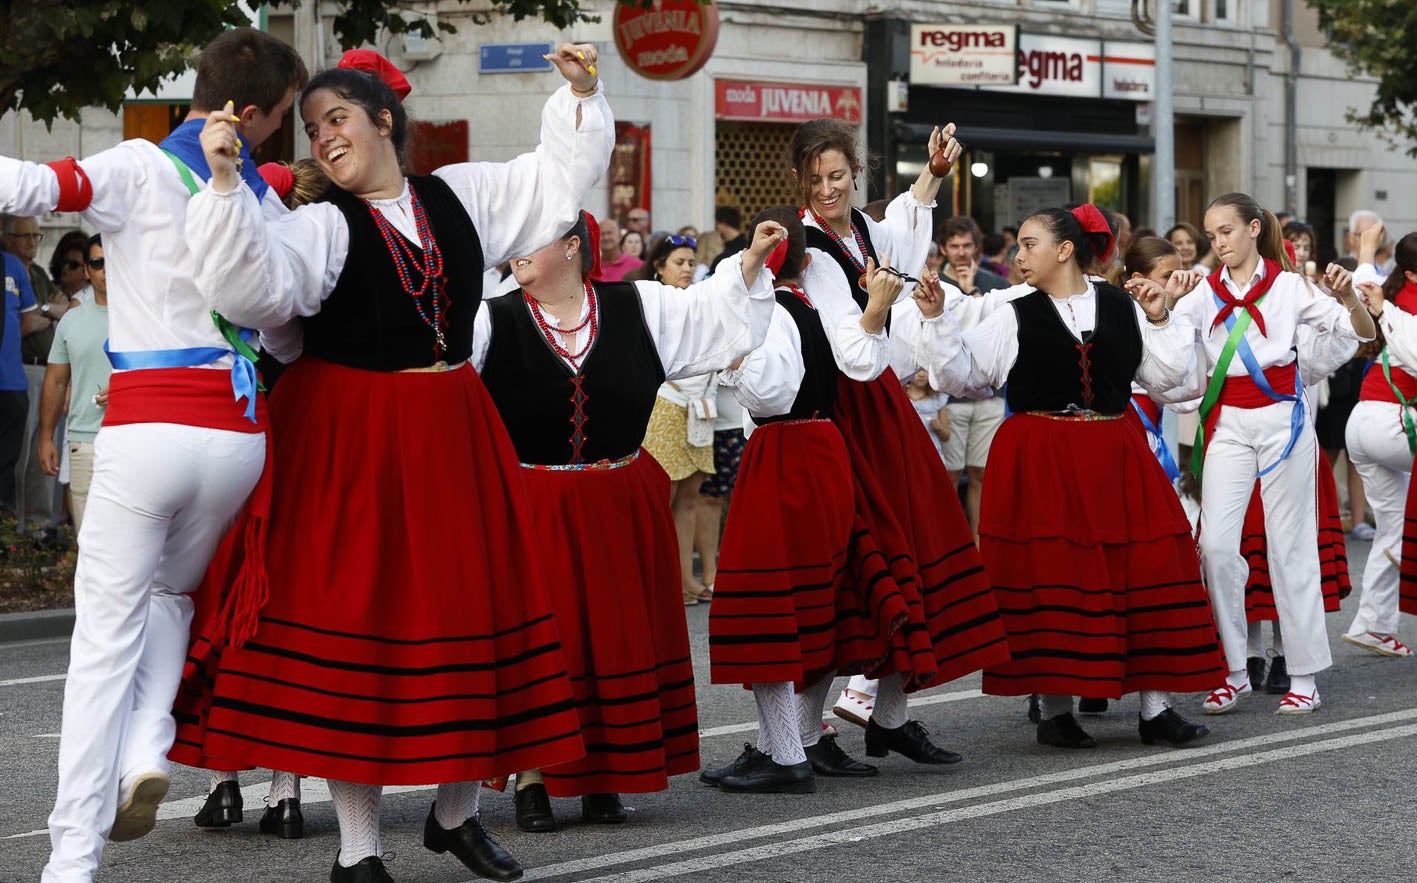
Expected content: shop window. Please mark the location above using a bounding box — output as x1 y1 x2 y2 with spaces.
714 121 800 221
1088 158 1124 211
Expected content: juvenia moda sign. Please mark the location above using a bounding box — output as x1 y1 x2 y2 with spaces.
613 0 720 81
715 79 864 124
909 24 1018 86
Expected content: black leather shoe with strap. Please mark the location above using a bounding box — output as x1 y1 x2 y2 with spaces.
513 783 557 833
701 743 771 785
259 798 303 839
194 780 242 828
864 719 964 764
805 735 878 777
422 809 523 881
1036 712 1098 749
1138 708 1210 746
330 856 395 883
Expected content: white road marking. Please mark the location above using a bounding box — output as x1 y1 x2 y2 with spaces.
30 733 59 739
566 721 1417 881
0 674 65 687
698 688 983 738
2 828 48 840
516 706 1417 881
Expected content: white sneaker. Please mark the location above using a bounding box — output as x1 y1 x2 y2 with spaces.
832 689 874 727
110 771 170 842
1276 690 1322 715
1201 681 1251 715
1341 631 1414 658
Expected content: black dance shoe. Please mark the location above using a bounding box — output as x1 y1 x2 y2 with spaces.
581 793 628 824
259 798 304 839
1036 713 1098 749
1077 698 1109 715
720 760 816 794
330 856 395 883
513 783 557 833
1265 655 1291 695
864 719 964 764
701 743 771 785
1138 709 1210 746
1247 655 1267 689
422 808 523 881
194 781 243 828
804 735 878 777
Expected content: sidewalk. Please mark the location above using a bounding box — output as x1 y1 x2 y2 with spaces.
0 608 74 643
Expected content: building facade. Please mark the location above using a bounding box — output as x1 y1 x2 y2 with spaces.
0 0 1411 256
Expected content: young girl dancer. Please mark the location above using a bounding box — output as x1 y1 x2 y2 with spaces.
1172 193 1374 716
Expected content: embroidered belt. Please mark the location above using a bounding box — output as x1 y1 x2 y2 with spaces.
1021 410 1123 422
398 360 467 373
521 451 640 471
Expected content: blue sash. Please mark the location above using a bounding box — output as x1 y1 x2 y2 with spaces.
106 325 260 422
1214 290 1305 477
1128 398 1181 482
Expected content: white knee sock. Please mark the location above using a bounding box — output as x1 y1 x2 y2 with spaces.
434 781 481 830
1040 694 1074 720
268 771 300 803
1139 690 1170 721
798 673 837 747
872 674 909 729
1247 621 1264 658
209 771 238 792
1289 673 1316 696
752 684 777 757
1228 668 1250 689
753 682 806 765
329 780 381 867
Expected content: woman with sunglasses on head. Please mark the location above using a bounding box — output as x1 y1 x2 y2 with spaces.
1169 192 1374 718
173 47 614 882
919 208 1224 749
789 117 1009 767
638 232 721 603
475 212 780 828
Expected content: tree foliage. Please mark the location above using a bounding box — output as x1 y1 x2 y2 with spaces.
0 0 601 125
1307 0 1417 155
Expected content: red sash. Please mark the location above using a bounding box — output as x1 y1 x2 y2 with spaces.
1361 280 1417 404
1203 363 1298 440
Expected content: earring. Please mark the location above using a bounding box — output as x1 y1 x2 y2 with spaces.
566 253 574 261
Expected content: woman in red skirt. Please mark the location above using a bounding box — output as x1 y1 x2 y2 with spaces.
787 119 1010 768
925 207 1226 748
473 212 782 828
704 208 884 792
171 48 612 882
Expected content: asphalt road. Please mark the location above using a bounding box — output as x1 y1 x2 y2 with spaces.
4 537 1416 883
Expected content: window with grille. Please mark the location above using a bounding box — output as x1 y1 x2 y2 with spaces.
714 122 801 220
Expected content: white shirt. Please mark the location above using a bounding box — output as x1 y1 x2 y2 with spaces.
1170 261 1372 378
0 139 286 370
719 301 808 437
183 84 614 334
471 252 775 381
924 279 1199 403
798 190 935 381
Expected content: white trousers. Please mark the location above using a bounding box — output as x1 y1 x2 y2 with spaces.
1344 400 1412 636
1197 402 1332 677
44 422 265 883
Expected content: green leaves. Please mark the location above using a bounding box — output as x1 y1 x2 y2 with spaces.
0 0 610 126
1307 0 1417 155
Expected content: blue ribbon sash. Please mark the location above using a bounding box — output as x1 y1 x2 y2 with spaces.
1213 290 1305 477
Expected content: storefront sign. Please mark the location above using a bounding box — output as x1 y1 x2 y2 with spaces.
1102 42 1156 100
613 0 720 81
478 42 554 74
909 24 1017 86
983 34 1101 98
715 79 864 124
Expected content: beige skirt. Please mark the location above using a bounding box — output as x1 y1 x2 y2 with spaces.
643 398 715 481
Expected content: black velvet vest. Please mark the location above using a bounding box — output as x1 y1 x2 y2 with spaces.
479 282 665 465
803 208 888 333
1004 284 1143 416
757 288 839 423
303 175 482 371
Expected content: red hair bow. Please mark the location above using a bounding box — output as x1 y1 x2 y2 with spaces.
582 211 603 279
1070 204 1115 264
338 50 412 101
258 162 295 201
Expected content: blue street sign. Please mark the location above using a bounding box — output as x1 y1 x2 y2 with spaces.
479 42 555 74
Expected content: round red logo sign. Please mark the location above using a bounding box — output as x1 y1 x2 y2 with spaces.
613 0 720 81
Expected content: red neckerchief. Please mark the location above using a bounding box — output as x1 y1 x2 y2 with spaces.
1207 257 1282 337
1394 279 1417 315
779 284 813 308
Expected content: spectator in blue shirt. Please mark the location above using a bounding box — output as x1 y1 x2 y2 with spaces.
2 248 41 512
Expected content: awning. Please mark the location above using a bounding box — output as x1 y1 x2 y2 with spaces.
893 122 1155 154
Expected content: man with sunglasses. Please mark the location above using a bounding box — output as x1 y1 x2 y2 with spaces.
38 235 110 530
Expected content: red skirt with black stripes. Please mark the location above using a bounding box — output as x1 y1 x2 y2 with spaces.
1242 459 1348 620
709 419 854 688
1402 469 1417 615
519 452 699 796
169 358 586 786
979 413 1227 698
829 371 1010 690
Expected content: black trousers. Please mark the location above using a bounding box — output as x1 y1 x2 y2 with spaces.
0 388 29 513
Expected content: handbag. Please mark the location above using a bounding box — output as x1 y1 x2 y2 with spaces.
671 377 718 447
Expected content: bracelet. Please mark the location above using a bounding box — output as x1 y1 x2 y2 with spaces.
1145 308 1170 326
571 81 599 98
1347 299 1363 312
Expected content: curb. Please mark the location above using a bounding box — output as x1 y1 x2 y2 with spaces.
0 608 74 643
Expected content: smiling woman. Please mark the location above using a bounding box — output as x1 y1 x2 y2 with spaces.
172 45 616 883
